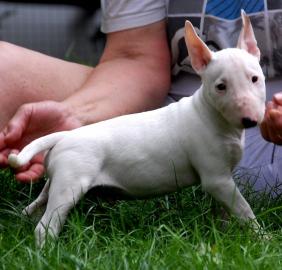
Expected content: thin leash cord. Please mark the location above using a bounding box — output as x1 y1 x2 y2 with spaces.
271 144 276 164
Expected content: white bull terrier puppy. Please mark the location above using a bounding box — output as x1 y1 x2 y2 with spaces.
9 11 266 247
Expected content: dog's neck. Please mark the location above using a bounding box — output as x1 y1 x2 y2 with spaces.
192 85 243 139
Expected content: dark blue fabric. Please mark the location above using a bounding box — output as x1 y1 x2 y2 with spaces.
206 0 264 20
234 115 282 196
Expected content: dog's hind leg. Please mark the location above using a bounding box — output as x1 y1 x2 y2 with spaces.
34 175 91 247
23 179 50 218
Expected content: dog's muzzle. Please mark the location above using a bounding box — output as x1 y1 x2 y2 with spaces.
242 117 257 128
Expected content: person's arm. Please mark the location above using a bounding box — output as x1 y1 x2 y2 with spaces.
63 20 171 125
0 20 171 182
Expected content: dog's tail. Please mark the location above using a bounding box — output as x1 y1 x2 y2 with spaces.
8 131 68 168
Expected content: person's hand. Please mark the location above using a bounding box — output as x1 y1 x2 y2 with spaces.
0 101 82 182
260 93 282 144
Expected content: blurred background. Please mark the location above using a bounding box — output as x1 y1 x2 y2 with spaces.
0 1 104 65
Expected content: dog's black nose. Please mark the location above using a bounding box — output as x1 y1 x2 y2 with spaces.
242 117 257 128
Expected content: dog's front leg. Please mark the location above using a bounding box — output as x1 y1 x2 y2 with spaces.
201 175 261 232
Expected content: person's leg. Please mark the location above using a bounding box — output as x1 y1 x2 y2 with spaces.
233 79 282 196
0 41 93 129
234 126 282 196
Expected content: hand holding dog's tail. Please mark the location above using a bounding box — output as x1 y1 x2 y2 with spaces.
8 132 68 168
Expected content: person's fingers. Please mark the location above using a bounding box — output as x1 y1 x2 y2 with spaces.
16 155 44 183
0 154 8 166
4 105 31 145
0 132 6 150
260 101 282 143
269 109 282 127
15 163 45 183
266 109 282 145
7 153 44 182
260 108 282 145
260 101 273 141
14 153 44 172
13 161 30 173
273 92 282 106
0 148 13 166
266 100 275 111
260 120 271 141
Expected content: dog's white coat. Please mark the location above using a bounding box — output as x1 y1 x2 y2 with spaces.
9 12 266 246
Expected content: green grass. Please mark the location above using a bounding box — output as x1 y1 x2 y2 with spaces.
1 168 282 270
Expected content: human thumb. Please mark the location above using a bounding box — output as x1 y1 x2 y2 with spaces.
273 92 282 106
3 106 30 145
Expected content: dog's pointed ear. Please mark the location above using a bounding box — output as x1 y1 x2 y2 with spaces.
237 10 260 60
184 20 212 74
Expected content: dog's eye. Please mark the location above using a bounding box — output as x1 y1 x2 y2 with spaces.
216 83 226 91
252 76 258 83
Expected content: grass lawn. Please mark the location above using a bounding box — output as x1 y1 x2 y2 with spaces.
1 168 282 270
